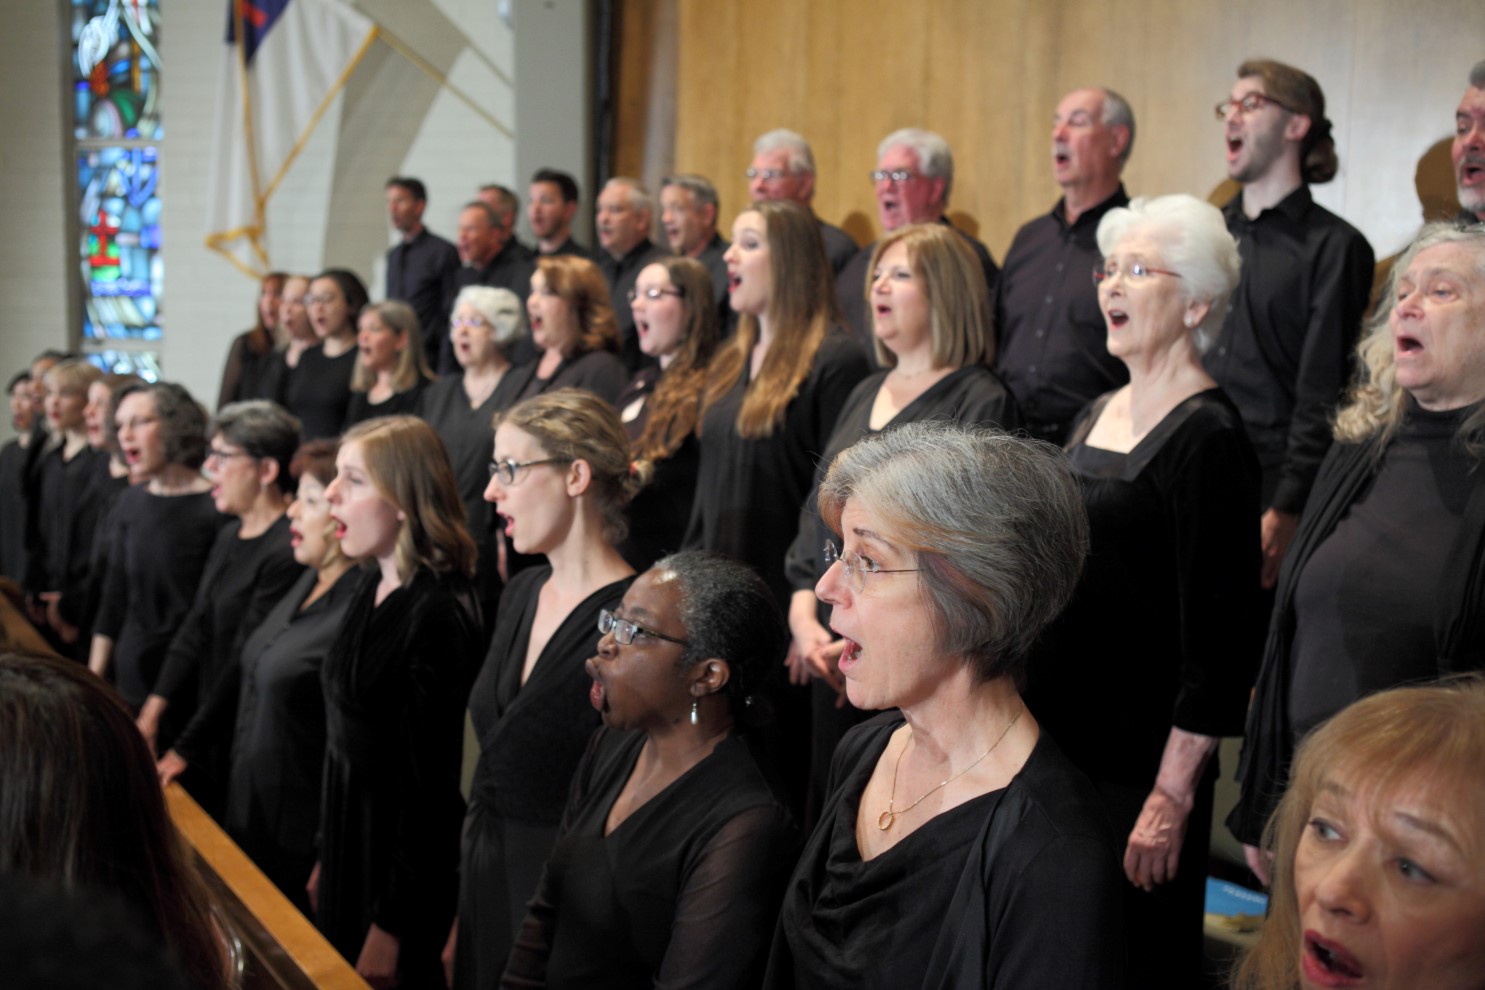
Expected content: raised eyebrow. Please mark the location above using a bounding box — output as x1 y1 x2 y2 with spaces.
1391 810 1465 853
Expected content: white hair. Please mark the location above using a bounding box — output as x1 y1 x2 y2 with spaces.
1096 194 1241 353
752 129 815 175
604 177 653 218
878 128 954 202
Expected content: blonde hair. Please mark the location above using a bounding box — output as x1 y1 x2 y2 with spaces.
340 415 476 582
1333 222 1485 457
43 359 103 394
1234 677 1485 990
701 200 838 439
493 389 642 545
351 300 432 393
865 224 994 368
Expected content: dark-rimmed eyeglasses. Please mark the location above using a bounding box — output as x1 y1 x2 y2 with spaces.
823 539 918 594
1092 262 1183 286
488 457 570 485
1214 93 1298 120
627 286 685 303
205 446 259 465
598 608 690 646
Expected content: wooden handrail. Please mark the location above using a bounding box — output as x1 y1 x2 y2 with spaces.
166 785 369 990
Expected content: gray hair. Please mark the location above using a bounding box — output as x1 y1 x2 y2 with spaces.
818 422 1088 686
478 184 519 226
661 173 720 214
1334 222 1485 454
212 400 302 495
1096 194 1241 353
453 285 528 357
878 128 955 203
604 177 654 218
752 129 816 175
1100 87 1137 165
1470 60 1485 89
652 551 785 725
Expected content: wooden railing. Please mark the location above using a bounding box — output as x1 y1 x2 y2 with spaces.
166 786 369 990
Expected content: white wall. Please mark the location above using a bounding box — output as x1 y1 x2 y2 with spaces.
0 0 591 425
0 2 71 438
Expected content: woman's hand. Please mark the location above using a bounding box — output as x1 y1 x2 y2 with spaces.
1123 784 1193 891
39 592 78 644
1243 842 1274 887
1260 508 1298 589
441 919 457 989
808 640 849 707
357 923 401 990
135 695 168 757
1124 726 1220 891
156 750 188 786
306 861 320 914
785 590 833 687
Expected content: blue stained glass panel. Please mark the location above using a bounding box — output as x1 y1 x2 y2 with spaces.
71 0 163 140
79 147 162 341
86 350 161 382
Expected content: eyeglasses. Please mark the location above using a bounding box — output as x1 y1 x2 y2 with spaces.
304 293 340 306
205 447 259 465
488 456 570 485
1092 261 1183 285
598 608 690 647
1214 93 1298 120
627 286 685 303
116 415 159 433
450 316 491 330
823 539 918 594
745 167 787 181
870 169 920 185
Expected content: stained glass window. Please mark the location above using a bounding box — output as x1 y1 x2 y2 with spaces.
70 0 163 380
78 147 162 341
70 0 162 141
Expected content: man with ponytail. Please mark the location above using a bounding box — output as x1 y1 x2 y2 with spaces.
1208 58 1375 591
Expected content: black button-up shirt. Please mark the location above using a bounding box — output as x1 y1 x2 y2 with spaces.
1204 186 1375 513
995 187 1131 444
387 228 460 362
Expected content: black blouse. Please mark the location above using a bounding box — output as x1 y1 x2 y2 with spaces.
284 344 356 440
502 729 796 989
615 366 701 571
506 350 629 407
94 487 227 707
1025 389 1262 789
766 714 1124 989
685 332 870 605
343 379 430 428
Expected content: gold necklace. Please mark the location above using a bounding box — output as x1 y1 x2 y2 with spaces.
877 707 1023 831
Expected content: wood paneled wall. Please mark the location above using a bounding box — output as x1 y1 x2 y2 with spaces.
631 0 1484 263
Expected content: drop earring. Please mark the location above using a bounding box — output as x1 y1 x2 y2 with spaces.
689 697 700 726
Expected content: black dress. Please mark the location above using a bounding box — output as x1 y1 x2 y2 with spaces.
501 729 797 989
0 437 29 582
153 516 304 808
343 380 430 428
506 350 629 407
615 366 701 571
782 365 1022 822
28 443 107 658
54 457 131 646
284 344 356 440
1024 387 1261 988
455 566 634 990
318 567 483 987
417 372 525 630
93 487 227 708
764 714 1124 989
685 332 870 606
210 566 361 908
